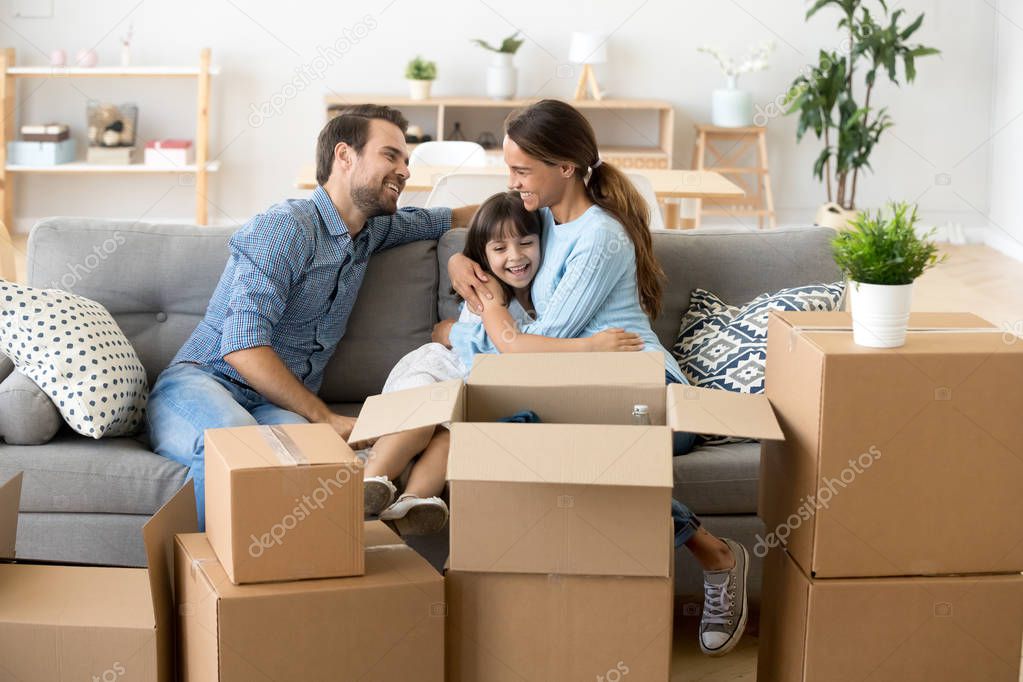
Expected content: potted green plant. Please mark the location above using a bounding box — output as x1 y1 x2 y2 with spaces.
471 32 524 100
405 56 437 100
832 201 945 347
785 0 939 228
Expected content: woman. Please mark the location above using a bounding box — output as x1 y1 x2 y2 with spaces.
442 99 749 657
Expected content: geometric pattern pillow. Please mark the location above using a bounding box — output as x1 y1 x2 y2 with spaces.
672 282 845 445
0 279 148 438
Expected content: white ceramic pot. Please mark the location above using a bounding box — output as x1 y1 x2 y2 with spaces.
407 79 433 100
849 281 914 348
486 52 517 100
711 75 753 127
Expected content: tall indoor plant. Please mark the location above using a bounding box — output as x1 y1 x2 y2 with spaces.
832 201 944 348
472 32 524 100
785 1 939 226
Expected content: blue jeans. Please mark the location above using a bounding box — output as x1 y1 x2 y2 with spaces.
667 371 701 546
146 363 308 530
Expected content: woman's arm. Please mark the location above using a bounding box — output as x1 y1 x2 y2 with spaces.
477 283 642 353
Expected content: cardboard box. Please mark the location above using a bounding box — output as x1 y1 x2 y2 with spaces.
0 473 197 682
175 522 444 682
86 145 137 164
204 423 364 585
758 548 1023 682
446 569 673 682
352 352 782 578
759 312 1023 578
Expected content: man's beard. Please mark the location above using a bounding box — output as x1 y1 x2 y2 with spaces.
351 181 396 219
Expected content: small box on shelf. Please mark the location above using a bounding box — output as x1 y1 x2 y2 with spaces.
7 139 75 166
144 139 194 167
86 145 138 165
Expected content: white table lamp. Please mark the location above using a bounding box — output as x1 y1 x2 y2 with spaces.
569 32 607 101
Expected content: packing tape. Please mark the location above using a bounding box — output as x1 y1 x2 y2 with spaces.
259 424 308 466
189 557 218 579
788 326 1007 351
365 544 408 553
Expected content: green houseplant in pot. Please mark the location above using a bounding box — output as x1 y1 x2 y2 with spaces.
472 32 524 100
785 0 939 228
832 201 945 347
405 56 437 100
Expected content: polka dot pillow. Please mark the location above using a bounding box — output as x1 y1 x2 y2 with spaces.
0 280 148 438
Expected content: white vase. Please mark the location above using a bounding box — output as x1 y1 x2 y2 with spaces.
486 52 517 100
712 75 753 127
408 79 433 100
848 281 914 348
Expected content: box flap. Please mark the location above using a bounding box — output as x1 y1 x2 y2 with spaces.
0 472 22 560
667 385 784 441
448 423 672 487
349 379 464 444
206 423 356 470
364 520 404 548
142 484 199 682
468 351 665 388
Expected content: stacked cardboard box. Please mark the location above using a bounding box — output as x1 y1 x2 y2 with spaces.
352 352 783 681
175 422 445 681
757 312 1023 681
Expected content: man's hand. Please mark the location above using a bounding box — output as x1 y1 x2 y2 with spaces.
448 253 492 313
432 319 456 348
325 412 357 440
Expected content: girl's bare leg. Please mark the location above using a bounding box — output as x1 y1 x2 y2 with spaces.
363 425 436 480
403 428 450 498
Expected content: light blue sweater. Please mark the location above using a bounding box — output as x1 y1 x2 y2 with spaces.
449 204 685 382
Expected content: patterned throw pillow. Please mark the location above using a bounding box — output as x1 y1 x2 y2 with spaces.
672 282 845 443
0 280 148 438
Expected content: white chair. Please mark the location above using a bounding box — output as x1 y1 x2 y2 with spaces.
409 141 487 169
425 173 509 208
626 172 665 231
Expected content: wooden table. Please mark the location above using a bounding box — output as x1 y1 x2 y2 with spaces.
294 165 744 229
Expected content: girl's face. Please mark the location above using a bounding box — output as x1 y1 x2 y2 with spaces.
503 135 573 212
484 228 541 290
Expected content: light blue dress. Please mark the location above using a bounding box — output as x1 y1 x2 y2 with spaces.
449 204 685 383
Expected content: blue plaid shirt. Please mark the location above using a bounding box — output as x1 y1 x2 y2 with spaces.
171 186 451 393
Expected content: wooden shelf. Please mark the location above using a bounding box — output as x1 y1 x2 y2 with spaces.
326 95 672 111
6 160 221 174
6 65 221 78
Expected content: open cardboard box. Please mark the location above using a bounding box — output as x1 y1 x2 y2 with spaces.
760 311 1023 578
0 472 196 682
351 352 783 578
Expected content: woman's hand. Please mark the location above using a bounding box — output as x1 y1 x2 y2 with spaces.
586 328 645 352
432 319 456 348
448 253 493 313
478 276 507 307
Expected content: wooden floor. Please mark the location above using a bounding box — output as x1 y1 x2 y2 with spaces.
6 234 1022 680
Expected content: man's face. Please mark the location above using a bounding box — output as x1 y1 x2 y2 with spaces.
348 119 410 218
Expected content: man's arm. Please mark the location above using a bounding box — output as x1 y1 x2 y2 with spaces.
371 204 479 253
224 346 354 438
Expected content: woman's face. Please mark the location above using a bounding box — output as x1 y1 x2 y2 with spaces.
503 135 571 212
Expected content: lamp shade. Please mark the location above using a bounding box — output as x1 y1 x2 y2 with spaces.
569 32 607 64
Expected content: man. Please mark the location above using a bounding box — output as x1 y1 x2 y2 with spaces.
147 105 477 527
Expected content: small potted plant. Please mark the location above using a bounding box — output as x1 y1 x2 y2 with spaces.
832 201 945 348
405 56 437 100
472 31 524 100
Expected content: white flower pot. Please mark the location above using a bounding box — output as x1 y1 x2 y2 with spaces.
849 281 914 348
407 79 433 100
711 76 753 127
486 52 517 100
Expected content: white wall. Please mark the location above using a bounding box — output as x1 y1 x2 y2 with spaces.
986 0 1023 262
2 0 1000 239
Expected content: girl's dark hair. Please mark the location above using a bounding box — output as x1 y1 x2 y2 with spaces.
504 99 665 319
462 191 543 305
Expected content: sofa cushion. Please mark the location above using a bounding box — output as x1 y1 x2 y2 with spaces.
0 370 62 445
438 230 465 321
0 279 149 438
673 441 760 515
0 433 188 515
319 240 439 402
0 352 12 381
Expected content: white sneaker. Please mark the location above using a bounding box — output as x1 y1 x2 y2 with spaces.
699 538 749 657
363 475 397 518
379 494 448 535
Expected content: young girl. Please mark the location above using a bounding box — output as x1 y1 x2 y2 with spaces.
361 191 643 534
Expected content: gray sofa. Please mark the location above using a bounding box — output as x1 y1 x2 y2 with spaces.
0 216 840 607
